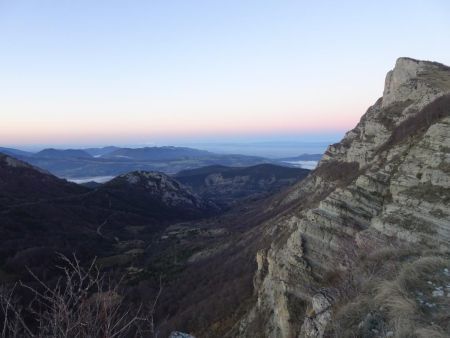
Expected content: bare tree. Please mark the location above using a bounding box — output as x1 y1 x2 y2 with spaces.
0 254 162 338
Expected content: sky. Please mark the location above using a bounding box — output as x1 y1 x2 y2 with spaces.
1 0 450 150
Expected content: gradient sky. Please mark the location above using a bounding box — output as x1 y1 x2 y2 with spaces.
1 0 450 148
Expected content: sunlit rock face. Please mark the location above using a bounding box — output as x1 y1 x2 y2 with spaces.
236 58 450 338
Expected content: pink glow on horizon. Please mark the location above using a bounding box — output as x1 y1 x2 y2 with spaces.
0 112 359 145
1 90 368 146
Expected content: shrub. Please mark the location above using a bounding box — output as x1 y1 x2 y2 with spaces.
0 254 162 338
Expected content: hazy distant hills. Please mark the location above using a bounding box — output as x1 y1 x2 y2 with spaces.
0 147 34 157
0 145 319 179
102 146 212 161
83 146 121 157
34 148 93 159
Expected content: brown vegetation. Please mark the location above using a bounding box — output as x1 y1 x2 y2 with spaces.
378 94 450 154
325 244 450 338
314 161 360 186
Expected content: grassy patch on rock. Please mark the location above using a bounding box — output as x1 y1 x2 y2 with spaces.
326 246 450 337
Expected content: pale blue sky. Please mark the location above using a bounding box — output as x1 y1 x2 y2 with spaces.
1 0 449 148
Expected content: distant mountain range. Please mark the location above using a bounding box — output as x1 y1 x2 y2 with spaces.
83 146 121 157
101 146 212 161
0 146 321 179
0 147 34 157
35 148 93 159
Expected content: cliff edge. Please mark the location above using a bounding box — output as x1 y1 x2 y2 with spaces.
236 58 450 338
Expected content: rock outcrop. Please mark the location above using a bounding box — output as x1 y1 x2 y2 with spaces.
299 290 337 338
101 171 219 219
237 58 450 337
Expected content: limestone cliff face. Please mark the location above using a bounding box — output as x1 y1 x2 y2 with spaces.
237 58 450 337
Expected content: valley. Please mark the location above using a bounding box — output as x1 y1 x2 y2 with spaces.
1 57 449 338
0 150 310 337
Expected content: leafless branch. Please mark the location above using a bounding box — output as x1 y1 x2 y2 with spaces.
0 254 164 338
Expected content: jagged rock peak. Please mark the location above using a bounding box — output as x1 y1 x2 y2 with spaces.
382 57 450 107
317 58 450 169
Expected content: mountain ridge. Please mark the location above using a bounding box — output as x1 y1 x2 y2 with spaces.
35 148 93 159
175 163 310 208
236 57 450 337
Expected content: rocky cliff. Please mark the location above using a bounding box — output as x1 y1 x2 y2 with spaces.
236 58 450 337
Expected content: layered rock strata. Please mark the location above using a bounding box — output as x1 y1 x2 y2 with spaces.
237 58 450 337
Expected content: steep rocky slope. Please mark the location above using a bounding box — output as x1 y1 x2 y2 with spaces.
236 58 450 337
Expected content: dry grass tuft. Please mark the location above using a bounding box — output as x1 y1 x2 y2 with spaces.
414 327 449 338
327 246 450 338
375 280 417 318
